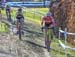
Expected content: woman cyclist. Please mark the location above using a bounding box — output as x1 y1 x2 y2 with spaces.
16 8 24 34
41 12 55 51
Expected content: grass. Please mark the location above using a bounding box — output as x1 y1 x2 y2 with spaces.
0 22 8 32
23 8 48 24
1 8 75 57
1 8 48 24
50 38 75 57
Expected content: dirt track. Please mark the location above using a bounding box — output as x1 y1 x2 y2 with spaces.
0 18 51 57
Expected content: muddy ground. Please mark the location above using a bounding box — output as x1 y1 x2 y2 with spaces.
0 17 52 57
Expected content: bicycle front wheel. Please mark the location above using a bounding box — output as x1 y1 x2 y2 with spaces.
18 26 22 40
46 29 52 52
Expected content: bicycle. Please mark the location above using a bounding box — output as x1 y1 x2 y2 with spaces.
16 19 24 40
42 27 53 52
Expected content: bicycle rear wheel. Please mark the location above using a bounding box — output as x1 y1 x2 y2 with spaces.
18 25 22 40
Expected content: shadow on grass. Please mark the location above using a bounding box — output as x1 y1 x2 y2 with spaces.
0 50 15 56
51 48 75 57
22 40 64 53
67 54 75 57
22 40 74 56
22 40 46 48
23 29 43 37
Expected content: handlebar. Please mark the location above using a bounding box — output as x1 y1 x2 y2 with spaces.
41 26 52 32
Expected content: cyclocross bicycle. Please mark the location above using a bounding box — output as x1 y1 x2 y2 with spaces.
17 19 24 40
43 27 53 52
17 20 23 40
18 21 22 40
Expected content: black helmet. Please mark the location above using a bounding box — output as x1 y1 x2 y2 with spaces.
18 8 22 12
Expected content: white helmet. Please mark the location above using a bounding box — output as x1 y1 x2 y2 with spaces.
46 12 52 16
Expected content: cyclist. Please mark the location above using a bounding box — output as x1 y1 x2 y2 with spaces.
6 5 11 11
41 12 55 50
5 4 11 21
16 8 24 34
16 7 23 15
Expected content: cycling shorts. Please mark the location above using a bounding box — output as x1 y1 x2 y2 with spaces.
17 19 24 24
43 22 53 29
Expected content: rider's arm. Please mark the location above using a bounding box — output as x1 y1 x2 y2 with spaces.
41 17 44 32
41 19 43 26
41 17 44 26
51 16 56 26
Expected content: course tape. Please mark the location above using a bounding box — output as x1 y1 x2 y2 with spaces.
59 40 75 50
59 29 75 35
59 29 75 50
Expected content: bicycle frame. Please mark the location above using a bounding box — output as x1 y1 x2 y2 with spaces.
18 22 22 40
45 28 53 52
17 20 22 40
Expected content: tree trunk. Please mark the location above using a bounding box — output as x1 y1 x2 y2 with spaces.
50 0 75 46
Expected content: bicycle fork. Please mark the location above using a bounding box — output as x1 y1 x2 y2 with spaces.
45 29 52 52
45 38 51 52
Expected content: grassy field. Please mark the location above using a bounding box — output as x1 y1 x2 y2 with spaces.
1 8 75 57
51 38 75 57
0 22 8 32
1 8 48 24
23 8 48 22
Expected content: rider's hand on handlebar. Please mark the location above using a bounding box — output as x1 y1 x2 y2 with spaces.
41 27 43 32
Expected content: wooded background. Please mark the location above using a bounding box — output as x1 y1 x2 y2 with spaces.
50 0 75 46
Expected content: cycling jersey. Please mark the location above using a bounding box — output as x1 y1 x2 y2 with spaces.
16 14 24 30
41 16 55 28
43 16 52 24
16 14 24 20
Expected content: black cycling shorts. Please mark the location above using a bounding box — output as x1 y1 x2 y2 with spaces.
45 22 53 27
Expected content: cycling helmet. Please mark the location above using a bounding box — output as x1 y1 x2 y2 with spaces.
6 4 10 7
18 8 22 12
46 12 52 16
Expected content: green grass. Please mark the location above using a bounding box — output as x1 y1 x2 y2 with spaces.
1 8 48 24
0 22 8 32
50 38 75 57
22 8 48 24
1 8 75 57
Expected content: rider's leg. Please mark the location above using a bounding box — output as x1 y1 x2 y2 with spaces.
20 19 23 29
0 10 2 19
16 21 19 30
52 27 56 36
16 20 19 34
9 11 11 19
50 29 54 40
44 28 47 48
6 11 8 19
19 19 24 35
8 11 11 21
